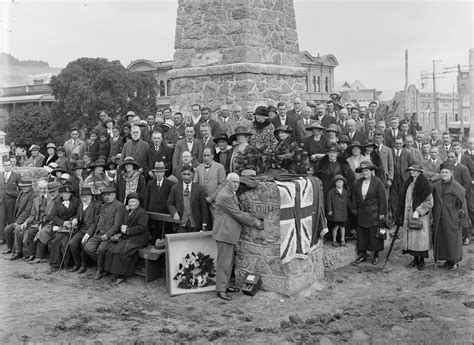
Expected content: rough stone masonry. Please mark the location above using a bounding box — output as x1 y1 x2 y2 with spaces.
168 0 308 115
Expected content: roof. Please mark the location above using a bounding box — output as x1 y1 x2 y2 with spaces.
299 51 339 67
0 94 56 104
127 59 173 72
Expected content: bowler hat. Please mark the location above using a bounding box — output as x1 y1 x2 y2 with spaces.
126 192 141 204
119 156 141 170
80 187 93 196
126 111 135 119
373 129 385 137
90 159 107 169
213 133 230 144
355 160 375 173
253 106 269 117
305 121 326 131
406 164 423 173
101 186 117 194
29 145 40 152
331 174 347 185
151 161 167 172
274 125 293 136
18 178 33 187
229 126 252 142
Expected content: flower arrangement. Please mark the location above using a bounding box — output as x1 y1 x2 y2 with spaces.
173 252 215 289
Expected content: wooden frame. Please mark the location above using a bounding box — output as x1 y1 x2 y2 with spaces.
165 231 217 296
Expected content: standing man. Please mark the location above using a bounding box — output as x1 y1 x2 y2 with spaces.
145 131 173 178
286 97 304 121
373 129 394 195
195 107 220 138
213 173 264 301
0 160 20 244
390 137 413 220
273 102 301 144
438 132 452 161
167 165 208 233
63 127 87 160
82 186 125 280
191 103 202 125
403 110 421 135
194 148 226 228
314 102 337 128
121 125 150 168
172 125 204 170
200 122 216 151
167 112 186 147
296 106 314 141
404 135 423 164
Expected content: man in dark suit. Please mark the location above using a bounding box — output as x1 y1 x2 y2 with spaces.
429 128 442 147
390 137 413 218
199 122 216 151
67 187 100 273
145 131 173 179
3 178 36 259
438 132 453 161
385 116 404 148
422 146 442 182
167 165 208 233
274 102 301 144
213 173 264 301
195 107 220 139
403 110 421 135
296 106 314 141
314 102 337 128
109 126 123 160
172 125 204 170
286 97 304 121
0 160 20 244
452 141 474 177
167 112 186 147
143 162 176 242
342 119 366 144
214 134 232 173
82 186 125 280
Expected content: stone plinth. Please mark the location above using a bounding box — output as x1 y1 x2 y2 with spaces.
169 0 307 114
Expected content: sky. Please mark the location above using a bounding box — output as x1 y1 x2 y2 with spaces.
1 0 473 93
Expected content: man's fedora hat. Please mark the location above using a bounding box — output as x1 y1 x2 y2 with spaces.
151 161 167 172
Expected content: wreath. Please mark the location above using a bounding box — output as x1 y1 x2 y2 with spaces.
173 252 216 289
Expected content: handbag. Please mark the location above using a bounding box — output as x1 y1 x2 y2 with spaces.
408 217 423 230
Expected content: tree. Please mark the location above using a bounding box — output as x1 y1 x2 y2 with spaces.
50 57 157 132
5 104 60 150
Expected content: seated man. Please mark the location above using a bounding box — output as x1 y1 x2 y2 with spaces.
22 180 55 262
82 186 125 280
3 178 36 260
68 187 100 273
167 165 209 233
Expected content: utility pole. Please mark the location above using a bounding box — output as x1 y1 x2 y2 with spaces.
432 60 440 130
444 64 470 138
404 49 408 109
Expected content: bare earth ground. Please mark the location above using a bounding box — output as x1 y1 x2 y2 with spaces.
0 239 472 344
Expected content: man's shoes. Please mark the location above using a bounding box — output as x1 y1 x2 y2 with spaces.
78 266 87 274
217 292 232 301
94 271 103 280
32 258 47 264
449 263 459 271
2 249 12 255
9 253 22 261
23 255 35 262
226 286 240 293
112 276 126 285
353 256 367 265
103 271 110 277
69 265 80 273
372 257 379 265
440 261 451 269
417 261 425 271
406 259 418 268
463 238 470 245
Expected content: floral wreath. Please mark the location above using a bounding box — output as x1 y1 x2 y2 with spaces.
174 252 216 289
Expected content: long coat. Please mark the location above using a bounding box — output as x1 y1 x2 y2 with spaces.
143 178 175 214
326 187 349 223
121 139 150 168
104 206 150 276
213 184 258 245
396 174 433 253
352 176 387 252
315 156 356 198
145 144 173 176
432 178 468 262
115 171 146 204
0 171 20 233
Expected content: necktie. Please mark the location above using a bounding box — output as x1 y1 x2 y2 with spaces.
184 183 190 196
155 146 160 151
205 164 211 169
305 120 309 126
4 173 8 182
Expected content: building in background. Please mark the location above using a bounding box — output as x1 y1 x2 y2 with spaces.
334 80 382 107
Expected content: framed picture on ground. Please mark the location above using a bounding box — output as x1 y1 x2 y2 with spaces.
165 231 218 297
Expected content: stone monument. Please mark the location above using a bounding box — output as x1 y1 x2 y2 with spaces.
168 0 307 114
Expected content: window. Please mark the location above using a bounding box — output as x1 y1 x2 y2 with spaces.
313 76 316 92
305 77 309 92
167 80 171 96
317 77 321 92
325 77 329 93
159 80 166 97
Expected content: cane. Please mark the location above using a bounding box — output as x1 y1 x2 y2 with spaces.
58 224 76 272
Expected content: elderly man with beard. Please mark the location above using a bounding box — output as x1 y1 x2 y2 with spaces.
121 125 150 169
213 173 264 301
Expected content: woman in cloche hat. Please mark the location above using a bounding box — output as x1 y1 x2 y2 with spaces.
83 158 112 196
248 106 278 167
229 124 262 175
116 156 146 204
43 143 58 167
269 125 299 173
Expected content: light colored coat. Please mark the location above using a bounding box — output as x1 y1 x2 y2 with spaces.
376 144 394 183
193 162 226 206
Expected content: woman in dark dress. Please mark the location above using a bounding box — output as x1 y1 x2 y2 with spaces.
116 156 146 203
104 192 150 285
351 161 387 265
269 125 299 173
43 143 59 166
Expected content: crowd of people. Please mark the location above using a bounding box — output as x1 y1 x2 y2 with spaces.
0 96 472 290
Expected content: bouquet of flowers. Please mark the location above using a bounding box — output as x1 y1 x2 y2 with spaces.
173 252 215 289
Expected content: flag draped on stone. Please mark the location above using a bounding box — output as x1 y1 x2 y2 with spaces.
276 177 327 264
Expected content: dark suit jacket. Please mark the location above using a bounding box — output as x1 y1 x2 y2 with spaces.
90 199 125 238
25 194 55 225
122 206 149 237
167 123 186 145
167 182 209 229
172 138 204 169
195 119 221 139
109 136 123 159
145 144 173 176
213 184 258 244
144 178 175 214
316 114 337 129
13 189 36 225
76 200 100 234
459 155 474 178
0 171 20 204
271 116 301 143
342 131 366 144
214 150 231 173
352 176 387 228
392 149 413 181
286 109 303 121
453 164 471 195
384 129 404 148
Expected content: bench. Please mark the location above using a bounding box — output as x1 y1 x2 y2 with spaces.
134 212 180 283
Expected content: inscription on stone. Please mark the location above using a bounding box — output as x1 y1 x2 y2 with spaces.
242 202 276 217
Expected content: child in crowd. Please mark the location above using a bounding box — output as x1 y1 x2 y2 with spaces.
88 131 100 162
326 175 349 247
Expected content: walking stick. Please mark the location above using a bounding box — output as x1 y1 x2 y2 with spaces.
383 225 400 268
58 224 76 272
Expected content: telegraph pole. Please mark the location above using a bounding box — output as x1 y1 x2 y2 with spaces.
432 60 440 130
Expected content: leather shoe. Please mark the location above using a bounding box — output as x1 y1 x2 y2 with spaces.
226 286 240 293
78 266 87 274
449 263 459 271
2 249 12 255
353 256 367 265
69 265 80 273
94 271 103 280
9 253 22 261
217 292 232 301
417 261 425 271
406 259 418 268
372 257 380 265
463 238 470 245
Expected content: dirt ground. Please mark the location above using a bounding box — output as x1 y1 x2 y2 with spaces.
0 239 472 344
